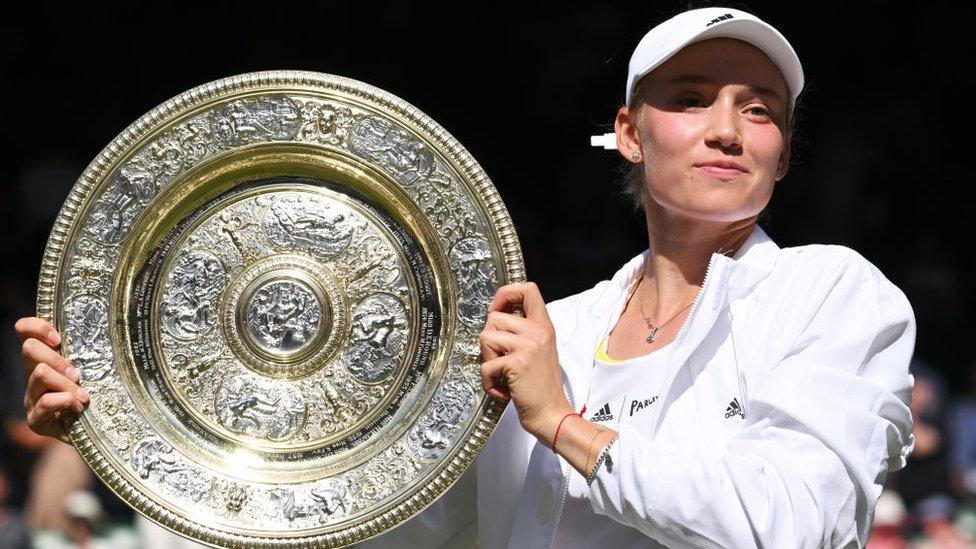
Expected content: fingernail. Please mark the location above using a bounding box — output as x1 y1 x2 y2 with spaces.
66 366 79 382
47 330 61 346
79 388 90 402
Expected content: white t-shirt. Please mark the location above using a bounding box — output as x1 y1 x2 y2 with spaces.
552 335 674 548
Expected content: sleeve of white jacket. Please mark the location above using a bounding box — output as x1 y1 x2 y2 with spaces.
586 249 916 548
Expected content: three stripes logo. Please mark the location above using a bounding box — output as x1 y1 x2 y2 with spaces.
725 398 745 419
591 402 614 422
706 13 734 27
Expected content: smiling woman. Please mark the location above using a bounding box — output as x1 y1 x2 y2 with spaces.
468 7 914 549
620 39 792 223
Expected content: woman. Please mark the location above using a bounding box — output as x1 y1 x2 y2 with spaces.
16 7 914 548
470 7 914 548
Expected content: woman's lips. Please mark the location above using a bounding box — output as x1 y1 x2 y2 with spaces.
694 162 748 180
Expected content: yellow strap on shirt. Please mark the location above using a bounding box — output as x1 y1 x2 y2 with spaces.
595 337 625 364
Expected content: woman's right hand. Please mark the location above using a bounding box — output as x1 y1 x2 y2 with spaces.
14 317 90 443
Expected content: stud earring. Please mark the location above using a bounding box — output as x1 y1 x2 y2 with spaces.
632 150 641 161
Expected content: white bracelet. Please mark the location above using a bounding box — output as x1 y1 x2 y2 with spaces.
585 435 617 486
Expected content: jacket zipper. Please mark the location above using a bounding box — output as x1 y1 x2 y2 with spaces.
673 253 719 345
648 253 721 436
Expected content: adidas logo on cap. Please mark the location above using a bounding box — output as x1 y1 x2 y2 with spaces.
706 13 734 27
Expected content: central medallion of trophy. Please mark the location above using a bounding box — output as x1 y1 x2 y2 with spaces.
242 277 325 358
224 254 345 380
240 275 327 367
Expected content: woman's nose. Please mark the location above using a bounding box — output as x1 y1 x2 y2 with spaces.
704 102 742 151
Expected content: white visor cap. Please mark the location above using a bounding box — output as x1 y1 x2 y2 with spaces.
625 7 804 107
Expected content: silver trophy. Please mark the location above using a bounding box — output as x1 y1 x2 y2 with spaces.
36 71 524 547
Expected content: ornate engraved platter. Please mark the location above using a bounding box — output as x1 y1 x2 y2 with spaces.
36 71 524 547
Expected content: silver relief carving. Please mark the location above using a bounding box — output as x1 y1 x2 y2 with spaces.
450 237 497 326
131 437 211 503
85 164 156 244
298 101 354 145
349 116 436 185
215 377 307 441
343 294 408 383
169 351 222 398
244 279 323 355
408 381 475 461
344 444 419 511
211 96 300 146
262 194 355 258
63 295 113 381
268 481 347 524
160 250 227 340
224 483 250 514
144 117 216 179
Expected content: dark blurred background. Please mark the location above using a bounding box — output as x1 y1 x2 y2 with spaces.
0 2 972 547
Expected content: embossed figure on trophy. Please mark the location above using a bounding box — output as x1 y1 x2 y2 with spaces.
131 438 211 503
161 251 227 339
298 102 355 145
216 377 306 441
170 351 221 396
224 484 249 514
270 482 346 523
420 429 448 451
348 235 398 289
311 482 347 518
410 381 475 459
131 438 185 480
64 296 113 381
171 351 220 380
86 165 157 243
354 310 395 350
450 237 497 325
228 393 280 429
344 295 407 383
219 212 260 262
349 117 435 184
245 280 322 353
319 380 360 430
211 96 300 146
263 196 354 257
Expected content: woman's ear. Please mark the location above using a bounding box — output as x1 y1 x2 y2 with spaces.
775 136 791 181
615 106 643 164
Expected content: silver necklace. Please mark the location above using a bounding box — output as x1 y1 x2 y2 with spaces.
634 243 735 343
636 278 696 344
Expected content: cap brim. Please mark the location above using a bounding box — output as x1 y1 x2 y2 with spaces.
627 18 803 106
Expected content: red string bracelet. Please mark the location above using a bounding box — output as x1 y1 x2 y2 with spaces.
551 404 586 454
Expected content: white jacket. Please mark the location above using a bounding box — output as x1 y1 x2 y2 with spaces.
364 227 915 549
362 225 916 548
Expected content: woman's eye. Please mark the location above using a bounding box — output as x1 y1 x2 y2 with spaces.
677 96 704 108
747 105 770 117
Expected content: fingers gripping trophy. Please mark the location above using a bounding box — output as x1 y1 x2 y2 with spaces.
17 71 525 547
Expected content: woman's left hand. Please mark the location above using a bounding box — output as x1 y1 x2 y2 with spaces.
479 282 574 445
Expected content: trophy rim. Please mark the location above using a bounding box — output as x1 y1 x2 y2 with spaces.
36 70 523 547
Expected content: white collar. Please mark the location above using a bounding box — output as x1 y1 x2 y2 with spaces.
587 224 779 321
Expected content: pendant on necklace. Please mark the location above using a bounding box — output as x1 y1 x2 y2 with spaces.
645 326 659 343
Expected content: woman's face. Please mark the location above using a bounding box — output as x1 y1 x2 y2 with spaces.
617 38 791 225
